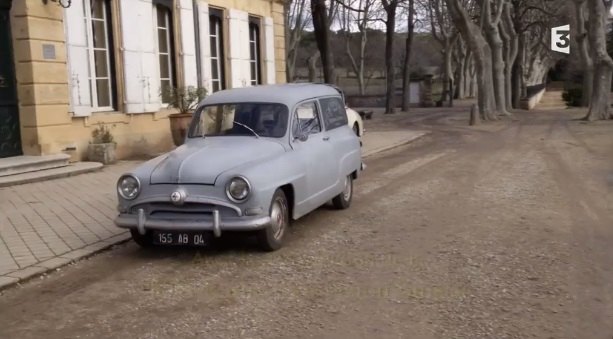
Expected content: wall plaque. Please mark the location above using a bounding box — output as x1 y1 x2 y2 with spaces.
42 44 56 60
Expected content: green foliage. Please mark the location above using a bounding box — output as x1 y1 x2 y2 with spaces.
562 87 583 107
91 124 115 144
162 86 208 114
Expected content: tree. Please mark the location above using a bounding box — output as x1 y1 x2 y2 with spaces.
382 0 403 114
339 0 377 95
427 0 458 107
583 0 613 120
444 0 497 119
401 0 416 111
573 0 594 107
286 0 310 82
482 0 510 115
311 0 335 84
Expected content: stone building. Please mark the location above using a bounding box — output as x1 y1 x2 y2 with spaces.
0 0 286 161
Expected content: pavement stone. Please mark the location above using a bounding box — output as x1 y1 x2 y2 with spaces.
0 130 428 290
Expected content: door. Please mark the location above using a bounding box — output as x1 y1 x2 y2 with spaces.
291 100 337 209
0 0 22 158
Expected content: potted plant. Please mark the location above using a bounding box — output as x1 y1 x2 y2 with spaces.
88 124 117 164
164 86 207 147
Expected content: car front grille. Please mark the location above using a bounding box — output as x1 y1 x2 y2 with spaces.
131 202 237 219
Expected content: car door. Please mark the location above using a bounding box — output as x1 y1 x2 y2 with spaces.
319 96 361 190
290 100 337 210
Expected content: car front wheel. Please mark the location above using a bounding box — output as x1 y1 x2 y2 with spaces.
332 175 353 209
257 189 289 251
353 123 360 136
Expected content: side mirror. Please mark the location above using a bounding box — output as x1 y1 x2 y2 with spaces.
294 132 309 142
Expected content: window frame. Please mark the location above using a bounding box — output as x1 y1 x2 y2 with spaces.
209 8 226 93
83 0 117 112
291 100 323 139
154 3 176 104
248 16 262 86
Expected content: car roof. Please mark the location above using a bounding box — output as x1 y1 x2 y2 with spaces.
200 83 341 108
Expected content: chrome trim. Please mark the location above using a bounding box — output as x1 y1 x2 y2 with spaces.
117 175 141 200
115 213 271 232
137 208 146 235
127 195 243 216
225 175 252 203
213 210 221 237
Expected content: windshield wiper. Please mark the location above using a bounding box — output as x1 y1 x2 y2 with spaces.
233 121 260 139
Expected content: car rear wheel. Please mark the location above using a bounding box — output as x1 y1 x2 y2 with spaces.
332 175 353 209
130 229 154 248
257 189 289 251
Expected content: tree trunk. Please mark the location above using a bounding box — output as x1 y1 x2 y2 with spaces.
307 52 320 82
456 50 466 99
511 33 524 108
584 0 613 120
402 0 415 112
443 40 455 107
500 3 517 111
574 0 594 107
444 0 497 120
483 0 508 116
383 0 398 114
311 0 335 84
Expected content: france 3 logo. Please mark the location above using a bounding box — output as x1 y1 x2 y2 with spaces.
551 25 570 54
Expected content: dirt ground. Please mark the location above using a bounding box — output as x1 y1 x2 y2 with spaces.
0 107 612 339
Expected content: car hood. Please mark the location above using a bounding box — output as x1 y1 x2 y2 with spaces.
149 137 285 185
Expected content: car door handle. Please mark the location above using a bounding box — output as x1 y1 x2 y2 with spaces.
323 136 330 141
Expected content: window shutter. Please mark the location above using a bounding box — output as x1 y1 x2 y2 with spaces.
228 9 249 88
195 1 212 92
120 0 161 113
179 0 198 88
263 17 276 85
64 2 92 117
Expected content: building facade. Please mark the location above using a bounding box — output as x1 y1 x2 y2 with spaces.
0 0 286 160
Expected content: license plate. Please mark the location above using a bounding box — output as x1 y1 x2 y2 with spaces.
152 231 209 246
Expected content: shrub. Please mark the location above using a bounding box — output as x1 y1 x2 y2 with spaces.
162 86 207 114
91 124 114 144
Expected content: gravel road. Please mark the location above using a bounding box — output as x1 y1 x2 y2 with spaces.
0 107 612 339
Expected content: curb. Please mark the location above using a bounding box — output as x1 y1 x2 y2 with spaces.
362 131 428 159
0 233 131 292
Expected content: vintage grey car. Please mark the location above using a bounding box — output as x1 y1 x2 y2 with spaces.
114 84 363 251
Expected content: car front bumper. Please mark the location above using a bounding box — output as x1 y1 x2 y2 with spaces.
115 209 271 238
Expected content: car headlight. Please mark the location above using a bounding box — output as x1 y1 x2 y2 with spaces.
117 175 140 200
226 176 251 202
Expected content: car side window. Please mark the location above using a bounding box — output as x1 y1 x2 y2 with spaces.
293 101 322 136
319 97 348 131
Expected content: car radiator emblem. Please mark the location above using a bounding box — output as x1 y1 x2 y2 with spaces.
170 191 186 205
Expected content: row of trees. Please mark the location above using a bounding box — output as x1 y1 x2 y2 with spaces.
285 0 613 121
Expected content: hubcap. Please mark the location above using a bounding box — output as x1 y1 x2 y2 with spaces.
270 197 287 240
342 176 352 201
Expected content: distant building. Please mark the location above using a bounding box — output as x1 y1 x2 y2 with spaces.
0 0 286 160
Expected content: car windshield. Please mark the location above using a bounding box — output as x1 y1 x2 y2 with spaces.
188 103 289 138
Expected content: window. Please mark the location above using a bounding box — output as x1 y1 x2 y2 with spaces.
155 4 175 103
319 97 348 131
84 0 116 110
248 17 262 86
189 103 289 138
292 101 322 137
209 8 225 93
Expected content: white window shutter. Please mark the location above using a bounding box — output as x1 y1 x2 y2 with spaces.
120 0 161 113
64 2 92 117
196 1 212 92
228 9 249 88
180 0 198 88
263 17 276 85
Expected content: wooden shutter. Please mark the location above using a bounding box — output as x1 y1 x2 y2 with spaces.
64 2 92 117
228 9 250 88
263 17 276 85
179 0 198 88
120 0 161 113
195 1 212 92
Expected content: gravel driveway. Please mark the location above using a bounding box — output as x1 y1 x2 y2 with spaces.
0 107 612 339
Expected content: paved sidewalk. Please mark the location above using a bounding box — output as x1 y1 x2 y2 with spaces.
0 129 427 290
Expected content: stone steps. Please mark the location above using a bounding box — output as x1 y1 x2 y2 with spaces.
0 154 70 177
0 161 103 187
